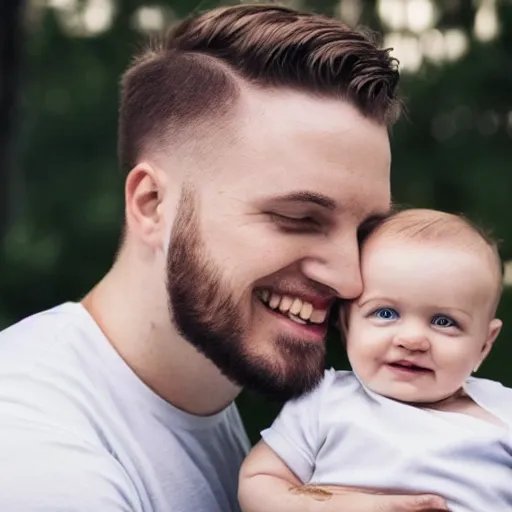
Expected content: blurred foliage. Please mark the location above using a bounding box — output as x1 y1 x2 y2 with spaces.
0 0 511 444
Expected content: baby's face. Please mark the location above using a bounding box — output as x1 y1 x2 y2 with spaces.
345 236 502 403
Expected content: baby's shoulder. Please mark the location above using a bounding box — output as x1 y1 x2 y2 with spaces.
313 368 363 401
467 375 512 397
466 376 512 424
279 370 363 420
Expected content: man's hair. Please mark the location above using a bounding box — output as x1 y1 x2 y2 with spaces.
118 4 401 173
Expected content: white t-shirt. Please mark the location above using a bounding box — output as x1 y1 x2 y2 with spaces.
262 369 512 512
0 303 250 511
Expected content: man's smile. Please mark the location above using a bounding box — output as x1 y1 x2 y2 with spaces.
256 289 332 342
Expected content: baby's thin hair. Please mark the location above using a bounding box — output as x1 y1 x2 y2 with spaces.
364 208 504 310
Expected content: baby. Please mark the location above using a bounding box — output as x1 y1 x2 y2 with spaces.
238 208 511 512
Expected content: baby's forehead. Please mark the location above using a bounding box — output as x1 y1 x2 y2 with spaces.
365 226 491 259
361 209 503 311
365 209 479 241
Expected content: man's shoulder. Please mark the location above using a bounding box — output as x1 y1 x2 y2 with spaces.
0 302 87 361
0 303 113 443
0 302 103 388
0 305 142 510
0 419 141 511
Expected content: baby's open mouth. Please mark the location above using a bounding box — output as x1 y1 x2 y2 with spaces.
388 361 432 373
257 289 329 326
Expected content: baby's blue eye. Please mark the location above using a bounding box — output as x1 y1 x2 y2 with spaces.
432 315 457 328
374 308 399 320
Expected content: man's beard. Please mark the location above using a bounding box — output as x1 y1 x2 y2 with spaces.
165 187 325 403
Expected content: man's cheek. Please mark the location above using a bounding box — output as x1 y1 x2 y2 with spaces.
215 231 303 275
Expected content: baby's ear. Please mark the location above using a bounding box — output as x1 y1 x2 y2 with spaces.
486 318 502 351
475 318 502 372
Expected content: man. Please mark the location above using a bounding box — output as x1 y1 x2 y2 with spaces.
0 4 447 511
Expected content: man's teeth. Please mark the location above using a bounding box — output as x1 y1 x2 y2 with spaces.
257 290 328 324
290 298 302 315
268 293 280 309
279 296 293 313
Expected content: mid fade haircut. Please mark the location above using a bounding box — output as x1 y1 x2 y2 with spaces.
118 3 401 173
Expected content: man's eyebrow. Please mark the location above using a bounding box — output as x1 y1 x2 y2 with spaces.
267 191 337 210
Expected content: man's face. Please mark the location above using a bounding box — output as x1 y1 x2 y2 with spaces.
165 88 391 401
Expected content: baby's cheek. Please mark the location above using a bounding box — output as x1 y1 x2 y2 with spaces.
435 344 473 370
346 341 377 371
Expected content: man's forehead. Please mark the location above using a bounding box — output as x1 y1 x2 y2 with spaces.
186 86 392 217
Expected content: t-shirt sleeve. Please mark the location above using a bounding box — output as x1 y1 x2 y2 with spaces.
260 369 334 484
0 421 141 511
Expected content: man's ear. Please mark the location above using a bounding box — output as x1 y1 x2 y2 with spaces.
125 162 166 250
474 318 502 373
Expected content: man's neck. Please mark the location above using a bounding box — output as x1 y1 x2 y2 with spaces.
82 259 241 416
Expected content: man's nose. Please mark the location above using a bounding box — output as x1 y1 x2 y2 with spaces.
299 235 363 299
